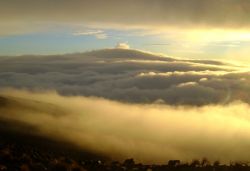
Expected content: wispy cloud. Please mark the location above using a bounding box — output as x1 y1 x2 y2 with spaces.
73 29 107 39
144 43 170 46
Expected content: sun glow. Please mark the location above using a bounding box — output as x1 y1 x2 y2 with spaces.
186 29 250 42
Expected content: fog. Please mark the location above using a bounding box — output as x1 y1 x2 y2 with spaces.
1 89 250 164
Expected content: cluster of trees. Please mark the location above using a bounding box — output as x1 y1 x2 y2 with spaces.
1 141 250 171
108 158 250 171
0 137 250 171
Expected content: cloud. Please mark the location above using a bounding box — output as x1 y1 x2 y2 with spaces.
116 42 130 49
73 29 107 39
1 49 250 163
144 43 170 46
95 33 107 39
1 89 250 163
0 48 249 106
73 30 103 36
1 0 250 36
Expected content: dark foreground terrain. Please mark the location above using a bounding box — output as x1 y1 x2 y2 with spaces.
0 136 250 171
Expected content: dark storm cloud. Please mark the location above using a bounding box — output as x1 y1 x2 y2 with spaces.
0 48 249 105
1 0 250 35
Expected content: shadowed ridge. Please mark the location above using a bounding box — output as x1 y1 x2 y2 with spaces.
0 95 66 117
0 96 108 161
0 48 228 66
0 48 174 64
82 48 174 61
0 118 107 161
0 96 8 107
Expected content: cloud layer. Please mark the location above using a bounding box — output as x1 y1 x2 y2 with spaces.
1 49 250 163
0 48 249 105
1 0 250 35
1 89 250 163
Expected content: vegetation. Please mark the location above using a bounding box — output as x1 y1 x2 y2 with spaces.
0 141 250 171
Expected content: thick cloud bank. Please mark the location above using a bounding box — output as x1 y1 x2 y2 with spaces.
1 89 250 163
0 48 249 105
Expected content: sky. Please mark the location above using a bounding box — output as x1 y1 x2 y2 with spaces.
1 0 250 163
1 0 250 63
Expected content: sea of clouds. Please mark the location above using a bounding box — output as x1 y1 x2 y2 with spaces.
0 49 250 163
0 48 249 105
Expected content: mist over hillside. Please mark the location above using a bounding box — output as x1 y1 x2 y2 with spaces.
0 88 250 163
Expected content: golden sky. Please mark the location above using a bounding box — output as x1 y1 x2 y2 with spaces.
0 0 250 62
